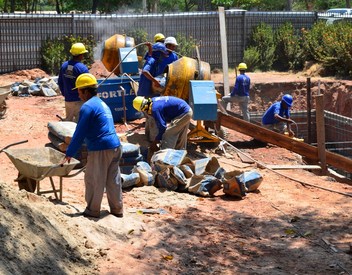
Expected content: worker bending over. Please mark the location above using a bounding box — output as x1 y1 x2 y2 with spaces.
262 94 295 137
133 96 193 150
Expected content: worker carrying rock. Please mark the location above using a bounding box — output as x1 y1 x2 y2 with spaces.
261 94 295 136
133 96 193 151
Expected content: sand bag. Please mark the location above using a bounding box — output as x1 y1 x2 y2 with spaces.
121 173 140 189
237 170 263 192
48 132 68 152
47 121 77 144
121 142 140 158
188 175 222 197
222 170 246 198
132 161 156 186
151 149 187 166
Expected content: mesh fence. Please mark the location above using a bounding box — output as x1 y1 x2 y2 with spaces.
0 11 317 73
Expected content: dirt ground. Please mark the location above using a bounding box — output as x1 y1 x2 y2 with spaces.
0 68 351 274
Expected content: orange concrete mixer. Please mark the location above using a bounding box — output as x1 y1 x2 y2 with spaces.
101 34 135 76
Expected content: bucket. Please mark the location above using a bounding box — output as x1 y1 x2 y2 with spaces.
97 76 143 122
101 34 135 76
162 57 211 100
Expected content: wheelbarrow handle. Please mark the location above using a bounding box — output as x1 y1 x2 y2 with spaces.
0 140 28 153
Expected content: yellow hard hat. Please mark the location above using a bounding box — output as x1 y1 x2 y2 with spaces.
133 96 147 111
74 73 97 90
154 33 165 43
70 43 88 56
238 62 247 70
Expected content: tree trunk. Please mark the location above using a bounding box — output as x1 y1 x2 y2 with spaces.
346 0 351 8
286 0 292 11
55 0 61 14
92 0 99 14
3 0 8 12
10 0 15 13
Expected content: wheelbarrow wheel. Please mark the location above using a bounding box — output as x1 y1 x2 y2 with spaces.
0 101 7 118
17 173 37 193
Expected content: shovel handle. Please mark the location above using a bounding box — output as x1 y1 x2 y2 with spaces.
0 140 28 153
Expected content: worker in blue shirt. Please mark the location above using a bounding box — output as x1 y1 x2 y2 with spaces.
262 94 295 136
61 73 123 219
221 62 251 121
58 43 89 122
133 96 193 150
162 36 179 66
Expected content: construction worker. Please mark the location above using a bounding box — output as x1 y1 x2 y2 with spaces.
164 36 179 63
61 73 123 219
58 42 89 122
154 33 165 43
138 42 170 141
221 62 251 121
262 94 295 136
133 96 193 150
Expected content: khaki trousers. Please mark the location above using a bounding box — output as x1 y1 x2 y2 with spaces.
65 101 83 122
84 147 123 217
160 109 193 150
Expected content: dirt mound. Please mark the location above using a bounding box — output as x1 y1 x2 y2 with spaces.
0 68 351 274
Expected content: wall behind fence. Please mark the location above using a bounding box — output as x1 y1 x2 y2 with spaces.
0 11 317 74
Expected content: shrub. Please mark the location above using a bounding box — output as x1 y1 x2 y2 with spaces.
125 28 149 58
243 46 260 72
301 21 352 77
274 22 303 71
41 35 96 75
175 33 198 58
248 23 275 71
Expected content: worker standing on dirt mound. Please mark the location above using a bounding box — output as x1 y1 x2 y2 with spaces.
262 94 295 137
58 43 89 122
221 62 251 121
61 73 123 219
133 96 193 150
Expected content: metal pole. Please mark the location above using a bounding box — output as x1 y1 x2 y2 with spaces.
218 7 230 98
307 77 312 144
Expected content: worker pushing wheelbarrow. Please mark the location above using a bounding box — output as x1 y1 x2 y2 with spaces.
1 140 85 201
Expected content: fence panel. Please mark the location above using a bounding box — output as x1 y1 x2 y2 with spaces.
0 11 317 74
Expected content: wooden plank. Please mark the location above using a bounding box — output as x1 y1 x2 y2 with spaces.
218 111 352 174
266 165 322 170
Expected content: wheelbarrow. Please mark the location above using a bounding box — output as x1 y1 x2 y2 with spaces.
2 143 85 201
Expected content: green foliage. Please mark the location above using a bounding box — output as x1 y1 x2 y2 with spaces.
248 23 275 71
301 21 352 77
125 28 149 57
274 22 303 71
175 33 198 57
243 46 260 71
41 35 96 75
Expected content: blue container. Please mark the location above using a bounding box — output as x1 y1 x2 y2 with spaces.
189 80 218 121
118 47 139 74
97 76 142 122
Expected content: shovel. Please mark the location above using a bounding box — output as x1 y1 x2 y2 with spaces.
0 140 28 153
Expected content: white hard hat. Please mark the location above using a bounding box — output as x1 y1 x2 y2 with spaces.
164 36 178 46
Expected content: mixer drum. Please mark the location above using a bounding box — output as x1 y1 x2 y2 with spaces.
101 34 135 76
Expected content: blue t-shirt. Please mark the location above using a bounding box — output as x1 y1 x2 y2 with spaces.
58 59 89 102
230 73 250 97
66 96 120 157
262 101 290 125
151 96 190 141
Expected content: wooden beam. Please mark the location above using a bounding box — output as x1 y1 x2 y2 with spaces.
315 95 327 173
218 111 352 174
266 165 322 170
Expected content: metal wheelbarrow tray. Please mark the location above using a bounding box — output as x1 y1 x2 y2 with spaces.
4 147 82 201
